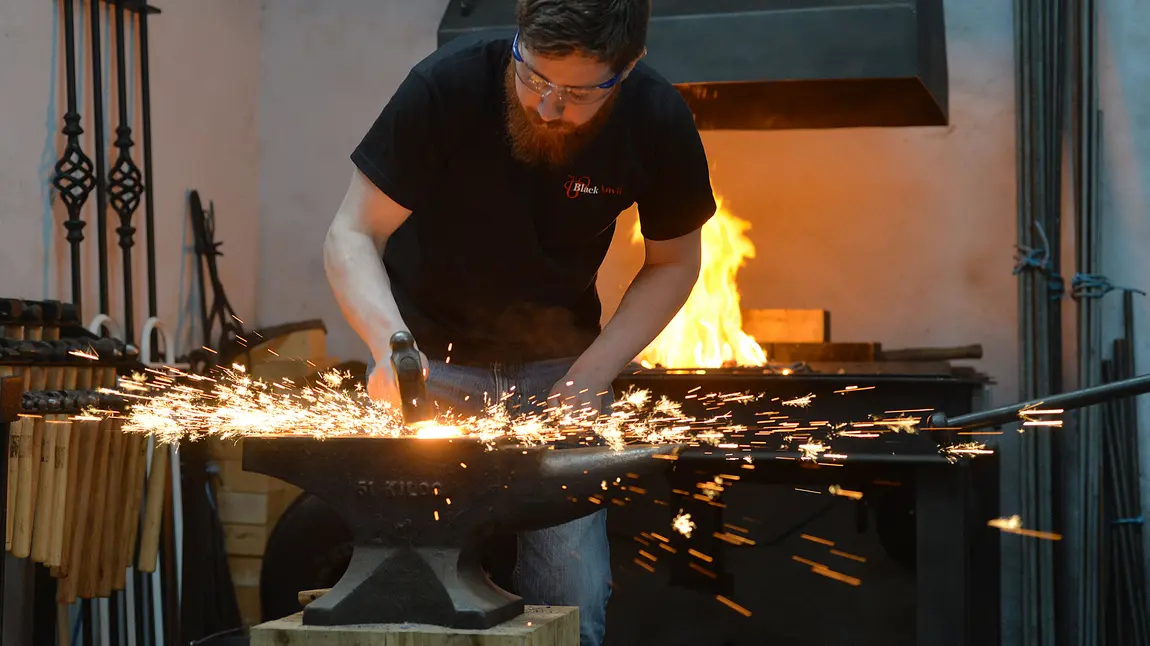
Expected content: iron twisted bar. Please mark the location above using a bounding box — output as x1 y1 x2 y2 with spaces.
90 0 111 320
108 0 144 346
51 0 96 318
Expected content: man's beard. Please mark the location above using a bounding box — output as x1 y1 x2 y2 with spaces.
503 62 618 168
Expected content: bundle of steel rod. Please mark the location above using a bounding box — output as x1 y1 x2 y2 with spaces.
1068 0 1105 642
1100 293 1150 644
1013 0 1068 641
0 325 171 645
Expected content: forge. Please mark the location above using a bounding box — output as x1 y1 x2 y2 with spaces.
242 436 681 628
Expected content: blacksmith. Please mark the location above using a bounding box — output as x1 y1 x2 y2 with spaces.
323 1 716 643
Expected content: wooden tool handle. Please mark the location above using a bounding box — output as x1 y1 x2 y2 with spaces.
298 588 330 607
32 419 58 562
13 416 41 558
98 420 125 596
117 433 148 588
58 420 97 604
879 344 984 362
78 419 111 599
136 442 169 573
6 415 23 551
48 419 72 568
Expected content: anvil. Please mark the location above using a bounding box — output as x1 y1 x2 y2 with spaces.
243 436 681 628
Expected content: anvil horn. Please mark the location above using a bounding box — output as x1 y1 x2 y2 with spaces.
503 443 682 531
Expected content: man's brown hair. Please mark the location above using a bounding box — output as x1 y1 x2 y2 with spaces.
516 0 651 73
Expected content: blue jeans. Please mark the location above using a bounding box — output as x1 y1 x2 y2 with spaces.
426 357 613 646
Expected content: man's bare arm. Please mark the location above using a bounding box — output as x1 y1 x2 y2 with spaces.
561 228 702 390
323 168 414 363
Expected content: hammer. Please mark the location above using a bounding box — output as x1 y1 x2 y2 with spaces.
389 331 434 425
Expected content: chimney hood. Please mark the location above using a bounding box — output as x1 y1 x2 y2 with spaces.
437 0 949 131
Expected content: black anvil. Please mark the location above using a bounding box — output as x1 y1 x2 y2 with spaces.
242 436 681 628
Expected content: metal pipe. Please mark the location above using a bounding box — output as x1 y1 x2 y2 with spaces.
927 374 1150 433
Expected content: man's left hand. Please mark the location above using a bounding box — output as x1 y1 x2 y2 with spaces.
547 373 610 418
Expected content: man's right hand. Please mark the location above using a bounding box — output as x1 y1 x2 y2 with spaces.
367 349 429 411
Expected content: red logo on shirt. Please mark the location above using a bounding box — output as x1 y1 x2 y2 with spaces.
565 175 622 199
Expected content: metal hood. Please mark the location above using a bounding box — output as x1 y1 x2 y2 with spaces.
437 0 949 130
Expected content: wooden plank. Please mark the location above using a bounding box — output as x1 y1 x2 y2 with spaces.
224 523 267 557
236 584 262 628
742 309 829 343
217 490 268 525
766 342 877 362
250 605 579 646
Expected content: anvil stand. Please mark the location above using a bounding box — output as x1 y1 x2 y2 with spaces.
243 435 680 629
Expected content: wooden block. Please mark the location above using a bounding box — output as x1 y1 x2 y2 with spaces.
250 605 579 646
207 437 244 460
248 328 327 364
221 458 270 493
250 357 342 383
228 555 263 587
224 522 267 556
742 309 829 343
217 490 268 525
236 584 262 628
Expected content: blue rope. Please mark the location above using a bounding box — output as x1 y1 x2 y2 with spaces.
1013 222 1064 301
1071 273 1147 300
1112 516 1144 526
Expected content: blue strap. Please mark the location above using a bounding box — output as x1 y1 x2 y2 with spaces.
1013 222 1064 300
1071 273 1147 300
1112 516 1144 526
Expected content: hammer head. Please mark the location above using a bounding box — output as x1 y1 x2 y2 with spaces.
389 331 435 425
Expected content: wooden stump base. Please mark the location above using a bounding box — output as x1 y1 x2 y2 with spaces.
250 605 580 646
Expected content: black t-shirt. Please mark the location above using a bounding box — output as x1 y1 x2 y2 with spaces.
351 36 716 365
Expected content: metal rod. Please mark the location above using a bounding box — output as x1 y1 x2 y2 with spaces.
139 3 158 333
90 0 111 318
930 374 1150 433
52 0 97 318
109 0 144 345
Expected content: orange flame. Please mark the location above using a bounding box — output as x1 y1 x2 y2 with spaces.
633 195 766 369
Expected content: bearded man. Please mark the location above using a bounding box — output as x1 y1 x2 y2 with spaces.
323 1 715 643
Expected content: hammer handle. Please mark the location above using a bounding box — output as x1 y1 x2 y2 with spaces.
6 415 23 551
78 419 111 599
136 443 168 573
57 421 97 604
31 419 58 562
48 417 71 567
13 416 42 558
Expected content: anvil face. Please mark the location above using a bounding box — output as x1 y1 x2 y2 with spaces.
243 436 679 629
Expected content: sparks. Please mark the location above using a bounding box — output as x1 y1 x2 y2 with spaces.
673 510 696 537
